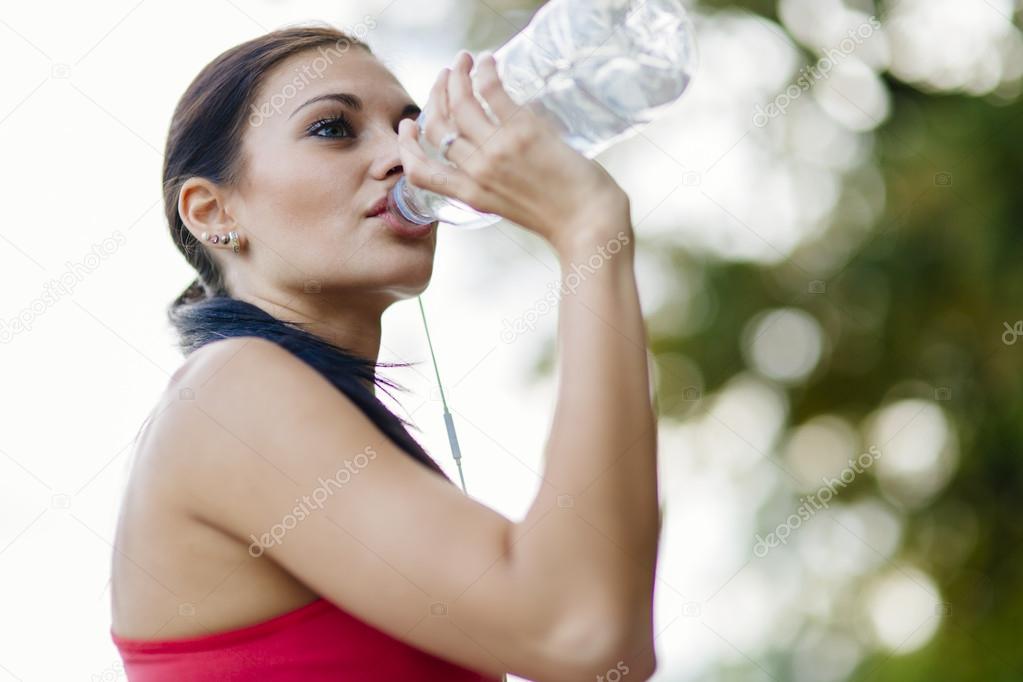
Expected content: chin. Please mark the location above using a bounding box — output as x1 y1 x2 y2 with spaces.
386 271 433 299
376 259 435 300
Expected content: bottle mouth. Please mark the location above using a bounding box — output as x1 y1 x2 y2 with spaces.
389 178 435 225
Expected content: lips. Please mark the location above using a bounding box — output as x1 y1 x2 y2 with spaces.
366 193 435 239
366 196 390 218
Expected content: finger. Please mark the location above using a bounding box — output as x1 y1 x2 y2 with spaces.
433 68 451 119
423 68 452 148
447 51 496 144
474 52 520 124
398 119 485 208
437 133 477 168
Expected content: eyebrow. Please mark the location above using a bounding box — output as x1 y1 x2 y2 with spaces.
289 92 421 120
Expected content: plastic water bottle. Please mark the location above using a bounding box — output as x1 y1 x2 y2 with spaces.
389 0 698 228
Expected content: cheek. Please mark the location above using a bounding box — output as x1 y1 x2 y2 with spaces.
241 142 364 236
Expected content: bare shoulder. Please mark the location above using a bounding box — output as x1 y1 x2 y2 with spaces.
170 335 313 399
165 335 332 431
112 337 331 635
150 335 348 484
128 335 336 516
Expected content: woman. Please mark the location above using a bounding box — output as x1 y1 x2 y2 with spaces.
109 25 660 682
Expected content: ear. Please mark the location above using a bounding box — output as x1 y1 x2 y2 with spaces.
178 177 237 239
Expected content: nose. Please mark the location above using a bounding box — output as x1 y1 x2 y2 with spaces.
369 124 404 181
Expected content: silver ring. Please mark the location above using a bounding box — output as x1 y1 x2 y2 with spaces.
440 131 459 161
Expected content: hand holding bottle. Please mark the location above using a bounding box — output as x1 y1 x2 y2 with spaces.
397 51 631 255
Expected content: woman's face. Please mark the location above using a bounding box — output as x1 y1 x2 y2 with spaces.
228 46 437 308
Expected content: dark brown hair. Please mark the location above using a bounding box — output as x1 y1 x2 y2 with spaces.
163 25 371 308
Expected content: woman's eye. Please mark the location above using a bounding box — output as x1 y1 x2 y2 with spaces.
308 115 353 139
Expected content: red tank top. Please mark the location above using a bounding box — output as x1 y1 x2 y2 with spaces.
111 597 501 681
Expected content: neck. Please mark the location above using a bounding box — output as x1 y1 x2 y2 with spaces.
239 290 388 396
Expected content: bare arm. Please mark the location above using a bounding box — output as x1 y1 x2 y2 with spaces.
404 51 663 580
508 215 660 675
393 49 663 678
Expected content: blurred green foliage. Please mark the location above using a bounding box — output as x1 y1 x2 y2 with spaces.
674 6 1023 679
671 81 1023 682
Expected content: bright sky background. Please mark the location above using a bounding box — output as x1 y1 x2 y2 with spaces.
1 0 1020 680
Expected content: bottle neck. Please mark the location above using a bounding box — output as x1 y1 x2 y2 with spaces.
389 177 436 225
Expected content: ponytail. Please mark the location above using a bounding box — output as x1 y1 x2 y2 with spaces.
172 276 207 309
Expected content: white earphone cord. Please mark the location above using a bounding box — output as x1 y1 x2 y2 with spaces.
416 296 467 494
417 296 509 682
418 296 510 682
